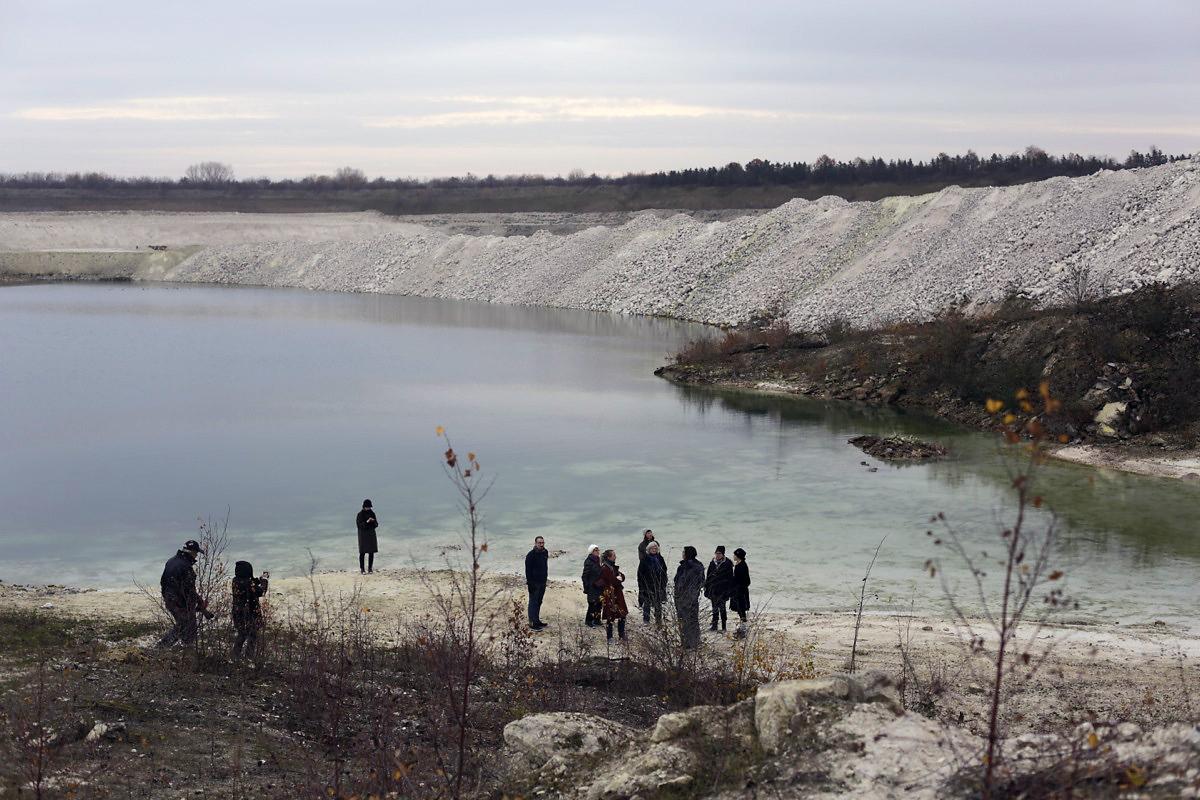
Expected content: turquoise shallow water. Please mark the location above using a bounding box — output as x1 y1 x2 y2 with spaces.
1 283 1197 630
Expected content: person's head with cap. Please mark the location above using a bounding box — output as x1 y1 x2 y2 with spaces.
588 544 600 559
362 499 372 509
642 528 654 541
733 547 746 561
713 545 726 560
181 539 205 560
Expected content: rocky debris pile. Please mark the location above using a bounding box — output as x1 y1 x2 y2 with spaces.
502 673 1200 799
849 434 948 460
164 158 1200 330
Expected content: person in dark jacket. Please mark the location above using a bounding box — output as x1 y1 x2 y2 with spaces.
525 535 549 630
231 560 269 660
704 545 734 632
637 528 655 563
156 539 212 648
636 540 668 624
357 499 378 574
581 545 603 627
596 549 629 642
673 546 705 650
729 548 751 625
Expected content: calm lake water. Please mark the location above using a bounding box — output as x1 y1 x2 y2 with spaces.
2 283 1197 628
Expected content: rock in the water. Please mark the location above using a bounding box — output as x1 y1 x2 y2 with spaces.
848 435 947 461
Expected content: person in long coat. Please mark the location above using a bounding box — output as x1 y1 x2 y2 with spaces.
636 540 668 624
595 549 628 641
729 547 751 625
704 545 734 632
673 545 705 650
357 499 378 574
581 545 603 627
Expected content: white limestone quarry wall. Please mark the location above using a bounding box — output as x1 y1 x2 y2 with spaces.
164 158 1200 330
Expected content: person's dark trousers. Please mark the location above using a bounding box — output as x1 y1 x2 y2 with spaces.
710 599 727 631
234 624 261 660
606 618 626 640
643 600 663 624
527 582 546 624
586 598 602 626
156 603 197 648
359 552 374 573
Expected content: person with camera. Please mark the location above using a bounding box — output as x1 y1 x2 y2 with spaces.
232 560 270 660
156 539 213 648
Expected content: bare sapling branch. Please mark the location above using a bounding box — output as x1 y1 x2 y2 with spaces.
850 534 888 674
924 381 1076 799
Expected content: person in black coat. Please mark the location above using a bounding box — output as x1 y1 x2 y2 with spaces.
232 560 269 660
156 539 212 648
581 545 603 627
704 545 734 632
636 540 668 624
357 499 378 574
637 528 656 562
729 548 751 625
673 546 705 649
525 535 549 630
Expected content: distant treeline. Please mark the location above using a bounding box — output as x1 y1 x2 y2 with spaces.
630 145 1186 188
0 146 1189 215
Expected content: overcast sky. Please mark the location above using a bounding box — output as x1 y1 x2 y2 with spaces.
2 0 1197 180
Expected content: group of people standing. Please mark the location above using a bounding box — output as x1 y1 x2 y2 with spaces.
526 528 751 650
159 499 753 659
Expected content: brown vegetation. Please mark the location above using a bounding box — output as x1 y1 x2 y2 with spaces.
659 282 1200 449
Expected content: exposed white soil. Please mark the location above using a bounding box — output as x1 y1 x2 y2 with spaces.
1 159 1196 330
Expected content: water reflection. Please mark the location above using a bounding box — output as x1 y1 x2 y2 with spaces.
670 382 1200 567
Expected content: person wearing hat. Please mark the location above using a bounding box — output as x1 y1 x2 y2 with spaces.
729 548 751 627
356 499 378 574
581 544 603 627
156 539 212 648
636 540 668 624
704 545 734 633
231 560 270 660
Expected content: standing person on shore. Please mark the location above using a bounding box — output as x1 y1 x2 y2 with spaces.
637 529 656 563
156 539 213 648
525 535 549 630
729 548 751 629
231 560 269 660
673 545 705 650
356 499 378 574
596 549 629 643
581 544 603 627
637 540 668 624
705 545 734 632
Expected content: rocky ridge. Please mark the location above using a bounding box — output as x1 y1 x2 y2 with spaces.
502 673 1200 799
163 158 1200 329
